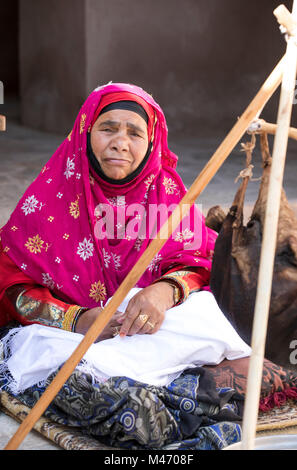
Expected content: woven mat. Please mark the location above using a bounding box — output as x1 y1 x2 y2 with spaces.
0 391 116 450
256 399 297 436
1 391 297 450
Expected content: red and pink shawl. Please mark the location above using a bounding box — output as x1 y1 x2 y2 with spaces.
0 83 217 308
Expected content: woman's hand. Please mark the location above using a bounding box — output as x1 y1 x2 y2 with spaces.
75 307 125 342
119 282 175 338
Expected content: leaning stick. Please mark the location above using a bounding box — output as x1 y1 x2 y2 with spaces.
241 2 297 450
0 115 6 131
3 54 285 451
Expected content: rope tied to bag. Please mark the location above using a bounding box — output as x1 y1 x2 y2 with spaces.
235 133 261 183
234 164 255 183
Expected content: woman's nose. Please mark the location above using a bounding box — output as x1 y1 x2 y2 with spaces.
110 132 129 152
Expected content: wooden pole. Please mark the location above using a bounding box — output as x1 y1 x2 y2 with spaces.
274 3 297 36
241 2 297 450
249 119 297 141
3 54 285 450
0 115 6 131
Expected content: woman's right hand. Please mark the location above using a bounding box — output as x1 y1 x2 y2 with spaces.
75 307 125 342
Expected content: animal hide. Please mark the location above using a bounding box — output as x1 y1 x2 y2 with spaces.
206 133 297 370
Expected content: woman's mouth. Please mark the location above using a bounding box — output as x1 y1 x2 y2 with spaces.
103 158 130 166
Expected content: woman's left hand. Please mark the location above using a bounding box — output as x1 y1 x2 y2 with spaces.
119 282 175 337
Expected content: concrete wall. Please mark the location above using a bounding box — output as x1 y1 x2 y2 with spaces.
17 0 295 136
85 0 294 137
0 0 19 96
19 0 86 132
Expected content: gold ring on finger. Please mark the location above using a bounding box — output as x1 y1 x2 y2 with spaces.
112 326 121 337
147 321 155 329
139 314 149 323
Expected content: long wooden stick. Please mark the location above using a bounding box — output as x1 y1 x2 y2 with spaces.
3 54 285 450
241 2 297 450
0 115 6 131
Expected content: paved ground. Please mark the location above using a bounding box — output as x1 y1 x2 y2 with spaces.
0 98 296 450
0 413 61 450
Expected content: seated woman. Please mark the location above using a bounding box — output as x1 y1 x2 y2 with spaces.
0 84 252 449
0 83 220 340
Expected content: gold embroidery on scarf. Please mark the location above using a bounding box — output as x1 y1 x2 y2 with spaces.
80 113 87 134
11 226 18 231
69 196 80 219
45 242 52 252
67 130 73 141
174 228 194 243
3 246 10 253
163 176 178 195
63 233 70 240
144 174 155 190
89 280 107 303
25 234 45 254
41 165 49 174
48 216 54 222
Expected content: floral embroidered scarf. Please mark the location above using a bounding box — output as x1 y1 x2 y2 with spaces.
0 83 217 308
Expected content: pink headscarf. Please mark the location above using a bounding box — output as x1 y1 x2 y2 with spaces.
90 90 155 142
0 83 217 308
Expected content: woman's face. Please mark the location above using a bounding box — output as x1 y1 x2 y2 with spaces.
90 109 149 180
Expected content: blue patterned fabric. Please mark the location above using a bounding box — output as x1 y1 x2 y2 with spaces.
0 365 243 450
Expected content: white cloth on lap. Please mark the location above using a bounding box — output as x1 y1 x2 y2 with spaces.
0 288 251 394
